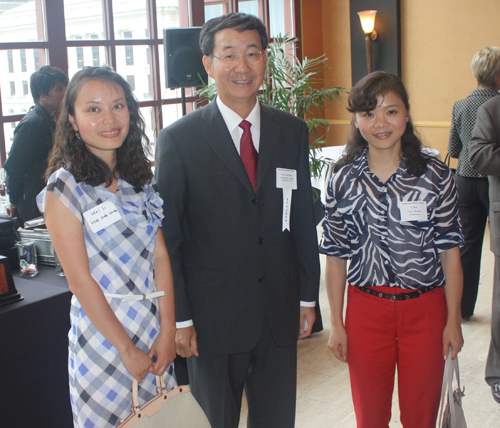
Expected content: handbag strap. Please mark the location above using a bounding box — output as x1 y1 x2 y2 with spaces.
438 347 463 428
448 353 462 427
131 375 165 409
438 348 453 428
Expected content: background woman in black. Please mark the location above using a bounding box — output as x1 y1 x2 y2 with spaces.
448 46 500 319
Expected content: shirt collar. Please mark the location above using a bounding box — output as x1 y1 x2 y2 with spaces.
216 96 261 133
356 148 407 180
469 88 499 98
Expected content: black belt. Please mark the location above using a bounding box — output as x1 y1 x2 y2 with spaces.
358 285 437 301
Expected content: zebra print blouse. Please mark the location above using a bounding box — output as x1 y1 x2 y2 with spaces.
319 151 464 290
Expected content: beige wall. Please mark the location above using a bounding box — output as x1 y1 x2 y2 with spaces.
301 0 500 162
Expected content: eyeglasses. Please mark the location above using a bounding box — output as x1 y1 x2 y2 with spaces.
212 51 264 65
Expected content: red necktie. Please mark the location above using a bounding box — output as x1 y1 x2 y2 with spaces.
239 120 258 192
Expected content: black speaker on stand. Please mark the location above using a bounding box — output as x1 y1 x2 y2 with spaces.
164 27 208 116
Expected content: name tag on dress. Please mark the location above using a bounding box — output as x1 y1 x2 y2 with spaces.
399 201 427 222
276 168 297 231
83 201 121 233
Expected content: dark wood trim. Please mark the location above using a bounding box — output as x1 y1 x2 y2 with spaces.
191 0 206 27
0 42 49 50
45 0 68 71
294 0 302 60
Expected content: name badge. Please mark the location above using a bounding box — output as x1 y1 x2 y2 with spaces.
83 201 121 233
276 168 297 231
400 201 427 222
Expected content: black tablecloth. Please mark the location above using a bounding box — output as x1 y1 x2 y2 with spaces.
0 266 73 428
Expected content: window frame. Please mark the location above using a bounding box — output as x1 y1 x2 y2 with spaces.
0 0 301 165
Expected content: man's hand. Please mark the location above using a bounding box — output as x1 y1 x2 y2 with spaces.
299 306 316 339
175 325 199 358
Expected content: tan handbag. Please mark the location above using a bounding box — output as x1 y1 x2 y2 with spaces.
438 348 467 428
117 376 211 428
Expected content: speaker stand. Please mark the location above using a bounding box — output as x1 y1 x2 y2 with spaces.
181 87 187 116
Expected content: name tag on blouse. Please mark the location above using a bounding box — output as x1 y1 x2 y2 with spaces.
83 201 121 233
399 201 427 222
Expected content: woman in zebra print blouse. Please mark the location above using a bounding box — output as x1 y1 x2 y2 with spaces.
320 72 464 428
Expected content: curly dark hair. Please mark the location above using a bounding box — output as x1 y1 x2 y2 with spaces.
335 71 430 177
200 12 269 56
47 66 153 187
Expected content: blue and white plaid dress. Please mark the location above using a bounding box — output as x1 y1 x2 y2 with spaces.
37 168 176 428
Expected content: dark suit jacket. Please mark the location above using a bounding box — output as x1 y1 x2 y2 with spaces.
469 95 500 255
4 103 55 222
155 101 320 354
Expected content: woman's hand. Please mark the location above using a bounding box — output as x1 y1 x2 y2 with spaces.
328 324 348 363
442 321 464 360
120 346 154 383
149 329 176 376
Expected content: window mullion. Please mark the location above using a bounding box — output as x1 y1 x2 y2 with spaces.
102 0 117 70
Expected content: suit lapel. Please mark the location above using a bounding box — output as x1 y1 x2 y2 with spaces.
200 102 282 194
257 105 280 192
201 102 255 193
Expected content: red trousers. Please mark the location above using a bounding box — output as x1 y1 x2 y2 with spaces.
345 285 447 428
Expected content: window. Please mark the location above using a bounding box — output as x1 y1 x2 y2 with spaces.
144 74 152 98
7 50 13 73
20 49 27 72
0 0 300 165
125 46 134 66
92 46 100 66
126 75 135 91
22 81 28 96
8 110 15 129
33 49 40 71
76 47 84 69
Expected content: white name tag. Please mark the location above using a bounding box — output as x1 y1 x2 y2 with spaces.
83 201 121 233
276 168 297 231
400 201 427 222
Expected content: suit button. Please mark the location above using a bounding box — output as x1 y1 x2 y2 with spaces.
258 277 264 283
258 237 263 244
251 199 257 205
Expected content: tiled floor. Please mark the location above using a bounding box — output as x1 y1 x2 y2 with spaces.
238 227 500 427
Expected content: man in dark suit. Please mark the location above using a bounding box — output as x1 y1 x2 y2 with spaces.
155 12 320 428
469 94 500 404
4 66 68 223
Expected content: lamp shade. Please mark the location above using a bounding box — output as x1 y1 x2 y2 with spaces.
358 10 377 34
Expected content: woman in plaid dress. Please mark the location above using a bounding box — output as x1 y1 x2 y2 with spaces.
38 66 176 427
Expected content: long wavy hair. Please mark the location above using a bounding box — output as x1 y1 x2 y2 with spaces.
335 71 429 177
47 66 153 187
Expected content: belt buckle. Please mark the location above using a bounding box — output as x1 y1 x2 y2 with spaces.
390 294 397 302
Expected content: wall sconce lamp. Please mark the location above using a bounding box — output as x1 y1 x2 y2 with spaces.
358 10 378 74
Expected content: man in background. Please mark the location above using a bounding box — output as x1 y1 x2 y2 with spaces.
469 93 500 404
4 66 68 223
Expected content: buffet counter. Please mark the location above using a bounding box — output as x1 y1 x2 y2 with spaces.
0 265 73 427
